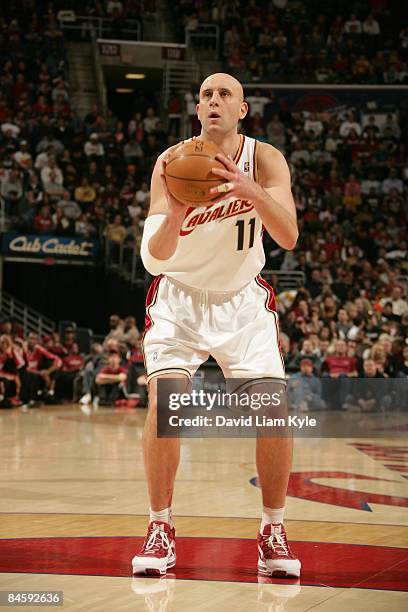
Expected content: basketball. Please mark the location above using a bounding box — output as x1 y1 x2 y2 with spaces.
164 140 228 206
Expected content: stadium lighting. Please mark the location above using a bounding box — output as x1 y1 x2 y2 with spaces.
125 73 146 80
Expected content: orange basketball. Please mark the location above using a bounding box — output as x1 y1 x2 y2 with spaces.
164 140 227 207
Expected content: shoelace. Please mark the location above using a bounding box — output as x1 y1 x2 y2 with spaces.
263 531 289 556
144 526 172 554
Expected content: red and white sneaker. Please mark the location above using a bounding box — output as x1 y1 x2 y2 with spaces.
257 523 301 578
132 521 176 576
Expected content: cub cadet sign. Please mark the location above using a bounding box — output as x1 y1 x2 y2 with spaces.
2 234 97 259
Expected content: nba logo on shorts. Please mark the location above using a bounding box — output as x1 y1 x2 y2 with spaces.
153 351 159 361
244 162 250 172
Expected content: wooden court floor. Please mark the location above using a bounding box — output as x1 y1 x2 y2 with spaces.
0 404 407 611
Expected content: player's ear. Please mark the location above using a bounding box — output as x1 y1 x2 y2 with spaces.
239 101 248 120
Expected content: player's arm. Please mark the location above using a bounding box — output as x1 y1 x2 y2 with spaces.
141 149 186 275
254 143 298 249
210 143 298 250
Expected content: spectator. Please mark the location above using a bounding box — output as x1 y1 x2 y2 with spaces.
304 113 323 136
339 112 362 138
363 14 380 36
122 316 140 347
266 114 286 151
21 331 62 405
74 178 96 205
56 191 81 220
246 89 270 118
336 309 352 339
381 286 408 318
344 14 362 34
95 350 128 406
104 314 125 345
381 169 404 195
184 84 200 137
40 157 63 187
361 172 380 195
123 137 144 165
13 141 32 169
343 359 391 412
105 214 127 244
0 335 23 407
78 342 104 406
36 134 64 157
84 133 105 159
135 182 150 207
323 340 358 378
33 204 53 233
382 114 401 140
142 107 160 134
288 339 321 372
52 207 74 236
56 342 84 400
1 169 23 214
288 359 326 412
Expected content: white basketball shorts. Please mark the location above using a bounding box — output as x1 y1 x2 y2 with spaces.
143 274 285 383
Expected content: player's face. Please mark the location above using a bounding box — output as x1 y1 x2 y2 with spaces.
197 74 248 134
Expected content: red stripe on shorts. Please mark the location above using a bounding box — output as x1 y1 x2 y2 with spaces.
255 275 285 371
255 274 276 312
144 274 163 333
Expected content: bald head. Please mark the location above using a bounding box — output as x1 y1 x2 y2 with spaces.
197 72 248 134
200 73 244 102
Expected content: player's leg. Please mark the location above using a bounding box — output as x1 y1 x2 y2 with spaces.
133 276 209 575
132 373 189 576
143 373 190 512
211 276 300 577
256 426 300 577
256 434 292 510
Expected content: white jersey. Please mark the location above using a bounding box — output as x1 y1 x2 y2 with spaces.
165 135 265 291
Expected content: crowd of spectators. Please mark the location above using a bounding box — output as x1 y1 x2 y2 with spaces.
0 3 407 413
237 90 407 409
175 0 408 84
0 6 165 254
0 314 146 409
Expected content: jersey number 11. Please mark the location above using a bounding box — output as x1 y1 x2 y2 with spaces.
235 218 255 251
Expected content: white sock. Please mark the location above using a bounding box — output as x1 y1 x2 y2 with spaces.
149 507 173 527
260 505 285 529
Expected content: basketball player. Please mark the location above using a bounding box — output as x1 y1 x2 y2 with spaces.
132 73 301 578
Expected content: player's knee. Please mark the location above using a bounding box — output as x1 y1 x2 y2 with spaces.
147 374 191 416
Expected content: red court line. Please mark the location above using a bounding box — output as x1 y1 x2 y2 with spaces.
0 537 407 591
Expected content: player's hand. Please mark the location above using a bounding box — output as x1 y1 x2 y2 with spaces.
209 153 262 204
160 160 188 218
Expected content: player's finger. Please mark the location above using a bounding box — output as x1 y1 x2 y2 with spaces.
209 181 234 196
215 152 235 168
211 166 233 179
160 173 170 194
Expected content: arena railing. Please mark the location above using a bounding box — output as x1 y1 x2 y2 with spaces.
0 198 5 233
0 290 55 337
262 270 305 290
185 24 220 59
58 14 141 41
104 238 144 286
